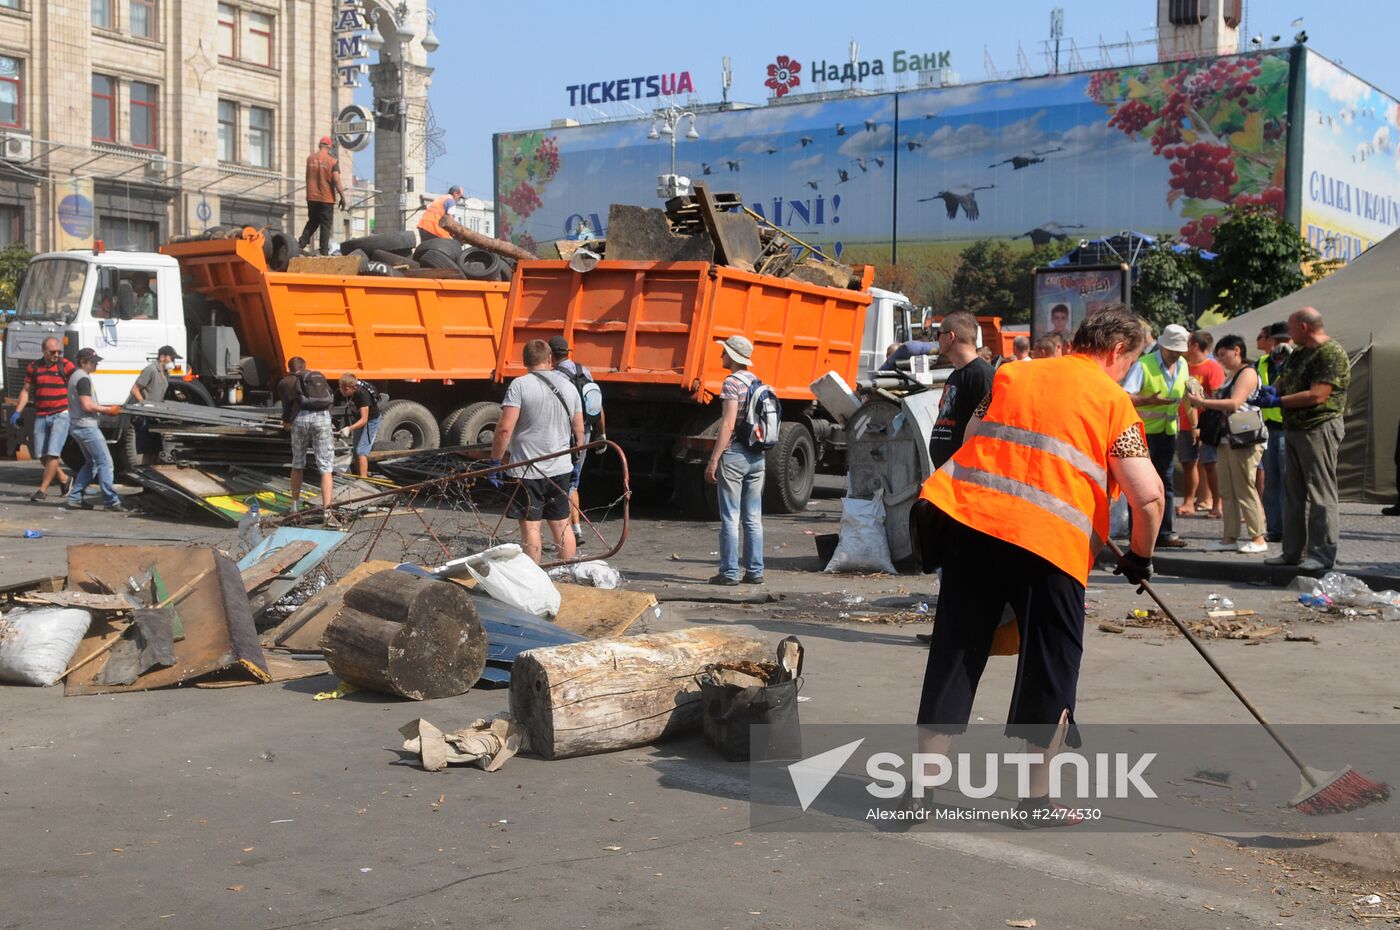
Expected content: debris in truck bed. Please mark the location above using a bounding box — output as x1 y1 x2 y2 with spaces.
287 255 366 275
605 204 715 263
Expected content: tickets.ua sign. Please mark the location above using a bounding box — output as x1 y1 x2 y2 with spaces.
567 72 696 107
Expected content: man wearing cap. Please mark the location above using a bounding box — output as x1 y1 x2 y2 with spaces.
299 137 347 256
1121 323 1191 548
127 345 180 465
65 348 125 512
1254 321 1292 539
705 335 766 585
491 339 586 564
550 336 603 547
418 186 464 244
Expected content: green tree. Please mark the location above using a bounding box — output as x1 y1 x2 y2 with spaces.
0 242 33 307
948 239 1022 320
1131 244 1206 331
1206 205 1318 317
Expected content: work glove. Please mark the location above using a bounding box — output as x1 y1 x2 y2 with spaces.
337 198 348 211
1113 549 1154 589
1254 385 1281 408
7 410 20 427
480 458 505 491
338 427 352 439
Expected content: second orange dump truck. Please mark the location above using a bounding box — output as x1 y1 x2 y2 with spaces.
5 228 875 510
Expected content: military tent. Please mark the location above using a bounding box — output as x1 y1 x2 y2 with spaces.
1207 228 1400 503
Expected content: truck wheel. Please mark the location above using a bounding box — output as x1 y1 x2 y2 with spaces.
672 462 719 520
443 401 501 447
413 237 462 269
340 230 416 255
459 248 503 281
113 425 140 475
763 422 816 513
167 379 215 406
374 399 441 452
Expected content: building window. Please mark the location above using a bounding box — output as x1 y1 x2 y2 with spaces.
0 205 21 247
245 11 272 66
0 0 21 10
0 56 19 129
96 217 159 252
217 4 236 58
91 74 116 142
130 0 156 38
91 0 112 28
247 106 272 168
217 99 237 162
129 81 158 149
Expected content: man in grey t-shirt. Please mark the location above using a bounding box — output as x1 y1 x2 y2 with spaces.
127 345 180 465
491 338 585 564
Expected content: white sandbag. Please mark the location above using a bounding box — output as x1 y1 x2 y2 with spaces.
0 607 93 686
824 495 898 575
547 560 624 589
463 543 561 618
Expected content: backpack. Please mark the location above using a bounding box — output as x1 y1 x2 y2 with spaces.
296 369 334 412
567 366 604 436
739 376 781 450
355 378 383 411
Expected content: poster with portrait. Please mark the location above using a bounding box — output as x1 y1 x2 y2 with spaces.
1032 265 1130 342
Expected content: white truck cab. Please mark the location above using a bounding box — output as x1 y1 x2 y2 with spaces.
5 248 188 409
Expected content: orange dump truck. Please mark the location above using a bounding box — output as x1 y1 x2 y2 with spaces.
495 260 875 512
162 229 511 447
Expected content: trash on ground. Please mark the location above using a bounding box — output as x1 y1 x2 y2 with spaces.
547 560 623 590
399 715 522 772
1295 571 1400 612
0 607 92 686
435 543 560 618
313 680 358 701
322 570 486 701
698 636 804 761
509 626 774 759
823 495 897 575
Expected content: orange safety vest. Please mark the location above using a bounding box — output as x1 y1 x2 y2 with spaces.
920 354 1143 586
417 194 454 237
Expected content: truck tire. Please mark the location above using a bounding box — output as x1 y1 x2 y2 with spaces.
763 422 816 513
459 248 503 281
413 237 461 269
113 424 140 475
166 378 216 407
442 401 501 447
264 231 301 271
340 230 416 255
672 461 719 520
371 249 419 269
374 399 441 452
340 249 371 275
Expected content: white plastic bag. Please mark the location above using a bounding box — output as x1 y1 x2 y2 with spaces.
0 607 93 686
547 560 624 589
463 544 561 618
824 496 898 575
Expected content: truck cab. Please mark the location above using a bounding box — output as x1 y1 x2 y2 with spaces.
4 248 188 457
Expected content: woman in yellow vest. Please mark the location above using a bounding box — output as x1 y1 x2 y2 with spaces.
911 305 1165 824
417 186 464 243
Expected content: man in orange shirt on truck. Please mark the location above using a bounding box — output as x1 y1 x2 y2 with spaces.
417 186 464 243
299 136 347 256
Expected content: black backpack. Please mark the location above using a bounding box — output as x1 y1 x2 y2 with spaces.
296 369 334 412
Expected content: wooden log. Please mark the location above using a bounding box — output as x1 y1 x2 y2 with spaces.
322 570 486 700
440 214 538 262
509 626 772 759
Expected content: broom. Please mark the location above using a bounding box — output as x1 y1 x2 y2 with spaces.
1106 539 1390 815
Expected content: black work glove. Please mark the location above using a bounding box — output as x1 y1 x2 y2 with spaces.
1113 549 1154 589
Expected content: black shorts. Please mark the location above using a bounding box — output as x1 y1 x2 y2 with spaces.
917 518 1087 749
506 475 572 522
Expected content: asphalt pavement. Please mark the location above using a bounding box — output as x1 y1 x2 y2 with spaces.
1 461 1397 929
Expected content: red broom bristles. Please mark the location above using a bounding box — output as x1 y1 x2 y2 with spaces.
1293 768 1392 816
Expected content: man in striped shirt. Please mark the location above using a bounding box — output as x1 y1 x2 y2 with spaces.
9 337 74 502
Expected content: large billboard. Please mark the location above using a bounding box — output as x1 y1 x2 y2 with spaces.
1299 50 1400 262
496 51 1294 279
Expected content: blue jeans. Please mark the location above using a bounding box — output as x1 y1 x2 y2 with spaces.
32 410 70 458
716 445 765 579
1259 425 1286 538
68 424 119 507
352 416 382 457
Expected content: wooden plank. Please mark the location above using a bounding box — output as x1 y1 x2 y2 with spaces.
195 654 331 688
552 583 657 640
19 591 135 612
260 560 398 652
240 540 318 594
287 255 364 275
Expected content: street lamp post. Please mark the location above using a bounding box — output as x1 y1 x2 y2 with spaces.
364 1 439 229
647 104 699 199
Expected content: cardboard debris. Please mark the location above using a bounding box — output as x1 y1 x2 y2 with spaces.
195 654 331 688
552 583 657 640
64 546 269 695
399 716 522 772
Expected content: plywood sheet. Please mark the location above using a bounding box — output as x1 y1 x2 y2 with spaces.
552 583 658 640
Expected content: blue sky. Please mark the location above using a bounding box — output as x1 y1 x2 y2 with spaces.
383 1 1400 200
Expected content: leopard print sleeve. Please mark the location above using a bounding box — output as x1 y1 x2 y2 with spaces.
973 392 992 420
1109 423 1149 458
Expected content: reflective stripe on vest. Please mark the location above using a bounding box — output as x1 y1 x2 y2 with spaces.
1138 352 1185 435
418 195 452 237
1256 355 1283 423
921 354 1143 585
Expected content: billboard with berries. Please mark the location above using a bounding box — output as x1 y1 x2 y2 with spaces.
1299 50 1400 263
497 50 1385 274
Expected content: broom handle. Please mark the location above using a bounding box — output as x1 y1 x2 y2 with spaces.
1105 539 1317 784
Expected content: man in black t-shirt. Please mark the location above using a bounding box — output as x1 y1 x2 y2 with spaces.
927 311 995 468
338 373 382 477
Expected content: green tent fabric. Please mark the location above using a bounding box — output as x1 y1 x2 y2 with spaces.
1206 229 1400 504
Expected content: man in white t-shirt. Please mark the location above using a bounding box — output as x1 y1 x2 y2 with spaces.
491 339 585 563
